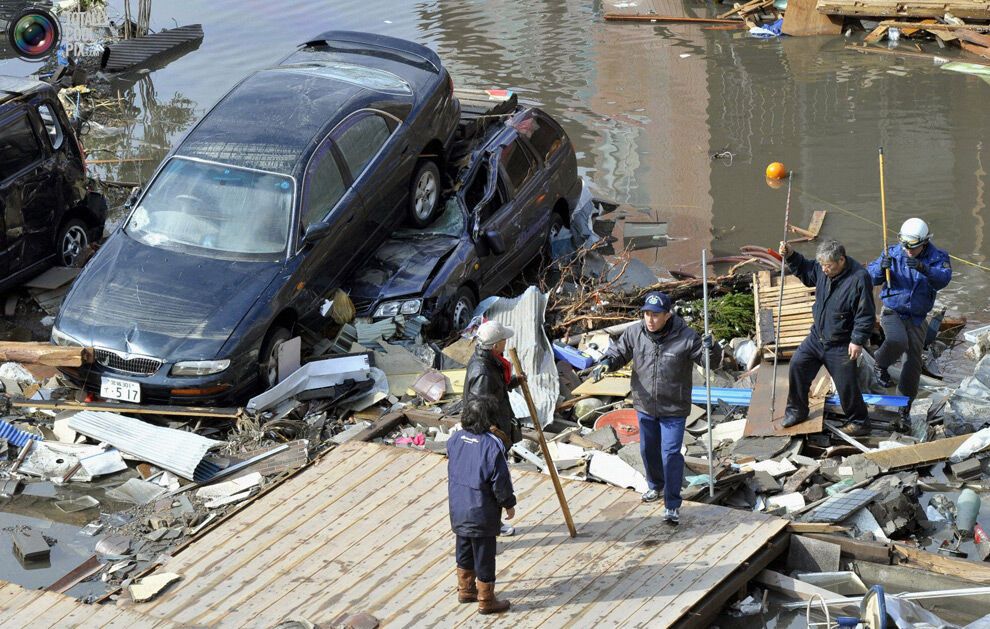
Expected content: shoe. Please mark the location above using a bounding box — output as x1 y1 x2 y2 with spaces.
839 422 871 437
499 523 515 537
664 508 680 524
456 567 478 603
874 364 894 388
477 580 510 614
781 410 807 428
642 489 661 503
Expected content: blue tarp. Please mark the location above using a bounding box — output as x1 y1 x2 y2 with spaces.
750 18 784 38
691 386 909 408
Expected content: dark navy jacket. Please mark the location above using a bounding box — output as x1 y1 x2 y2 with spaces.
866 243 952 325
447 429 516 538
786 250 875 347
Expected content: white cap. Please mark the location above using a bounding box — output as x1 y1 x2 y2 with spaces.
476 320 514 349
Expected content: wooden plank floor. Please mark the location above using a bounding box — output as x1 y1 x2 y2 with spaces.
129 441 786 627
0 581 176 628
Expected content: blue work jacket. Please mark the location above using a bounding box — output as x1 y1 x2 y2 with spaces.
447 430 516 538
867 243 952 325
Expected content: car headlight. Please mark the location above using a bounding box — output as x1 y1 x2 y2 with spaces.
373 299 422 318
51 327 83 347
170 359 231 377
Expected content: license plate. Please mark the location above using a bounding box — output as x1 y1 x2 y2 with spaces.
100 377 141 403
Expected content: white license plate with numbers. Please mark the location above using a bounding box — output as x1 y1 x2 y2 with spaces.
100 377 141 403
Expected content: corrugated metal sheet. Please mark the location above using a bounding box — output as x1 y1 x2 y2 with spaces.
101 25 204 72
67 411 221 481
484 286 559 427
0 419 41 448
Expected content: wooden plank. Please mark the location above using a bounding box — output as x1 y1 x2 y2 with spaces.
961 40 990 60
381 480 608 626
817 0 990 19
572 375 631 397
782 0 843 36
147 447 429 624
0 342 92 366
803 533 892 564
879 19 990 31
893 543 990 584
862 434 970 471
744 361 825 437
864 24 890 43
10 398 243 419
3 591 70 628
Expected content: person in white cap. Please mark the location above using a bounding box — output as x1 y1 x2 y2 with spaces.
867 218 952 409
463 319 526 536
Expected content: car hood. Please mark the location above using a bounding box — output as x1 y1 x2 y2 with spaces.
58 234 282 359
347 235 458 307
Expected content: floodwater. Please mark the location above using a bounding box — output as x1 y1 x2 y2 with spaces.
1 0 989 612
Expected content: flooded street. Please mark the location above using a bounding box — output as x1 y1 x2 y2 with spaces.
2 0 987 321
1 1 989 623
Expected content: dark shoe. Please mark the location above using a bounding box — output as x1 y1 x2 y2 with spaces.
839 422 871 437
642 489 661 503
457 568 478 603
664 508 680 525
781 410 807 428
874 364 893 388
477 580 510 614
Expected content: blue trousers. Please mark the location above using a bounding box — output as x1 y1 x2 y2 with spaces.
637 411 686 510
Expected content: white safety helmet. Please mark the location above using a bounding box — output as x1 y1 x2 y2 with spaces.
899 218 930 249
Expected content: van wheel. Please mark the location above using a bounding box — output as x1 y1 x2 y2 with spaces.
543 212 566 262
450 287 477 333
57 219 89 267
258 326 292 390
409 160 441 228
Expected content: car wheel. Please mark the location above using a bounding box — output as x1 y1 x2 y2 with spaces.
258 326 292 390
450 287 477 333
543 212 566 262
409 160 441 228
57 219 89 267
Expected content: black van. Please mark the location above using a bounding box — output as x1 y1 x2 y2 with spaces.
0 76 107 290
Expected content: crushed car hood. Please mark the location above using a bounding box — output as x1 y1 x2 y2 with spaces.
348 235 458 304
58 234 281 359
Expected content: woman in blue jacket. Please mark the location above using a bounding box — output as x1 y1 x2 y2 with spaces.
447 395 516 614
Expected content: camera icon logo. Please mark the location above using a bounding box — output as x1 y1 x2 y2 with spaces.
2 3 61 60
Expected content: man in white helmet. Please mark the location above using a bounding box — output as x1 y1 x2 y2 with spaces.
867 218 952 408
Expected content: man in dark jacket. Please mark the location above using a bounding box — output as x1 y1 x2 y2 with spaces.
780 239 876 436
448 396 516 615
591 291 720 524
464 320 525 449
866 218 951 406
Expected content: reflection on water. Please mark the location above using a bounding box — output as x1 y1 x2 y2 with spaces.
0 0 986 313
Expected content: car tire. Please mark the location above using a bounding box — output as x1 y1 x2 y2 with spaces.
258 326 292 390
56 219 89 267
409 159 441 228
450 287 477 333
543 212 566 262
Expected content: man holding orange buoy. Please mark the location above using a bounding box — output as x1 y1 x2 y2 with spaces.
590 292 721 524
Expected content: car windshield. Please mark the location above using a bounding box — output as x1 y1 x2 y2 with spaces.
394 197 464 239
125 158 293 261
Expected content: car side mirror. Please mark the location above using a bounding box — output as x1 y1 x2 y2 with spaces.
124 186 141 210
483 230 505 256
303 221 332 246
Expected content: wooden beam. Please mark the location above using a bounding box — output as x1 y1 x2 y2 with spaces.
603 14 743 24
818 0 990 20
8 397 243 419
878 20 990 32
352 411 408 442
0 342 93 367
803 533 892 564
893 543 990 584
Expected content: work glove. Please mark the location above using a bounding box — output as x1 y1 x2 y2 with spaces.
880 256 892 270
702 334 714 349
905 257 927 273
591 362 610 382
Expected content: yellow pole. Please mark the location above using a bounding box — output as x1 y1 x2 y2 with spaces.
508 348 577 538
879 147 892 287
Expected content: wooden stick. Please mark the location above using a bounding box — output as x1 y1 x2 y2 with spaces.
508 348 577 538
8 397 243 419
879 147 892 288
603 14 742 24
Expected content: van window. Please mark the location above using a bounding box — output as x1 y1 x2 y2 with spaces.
500 139 535 192
335 113 391 180
518 115 564 163
37 104 64 150
0 115 42 180
302 140 347 228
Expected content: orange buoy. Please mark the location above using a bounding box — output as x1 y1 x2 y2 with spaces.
765 175 784 190
766 161 787 180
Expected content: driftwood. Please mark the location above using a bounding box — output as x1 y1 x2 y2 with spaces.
0 342 93 367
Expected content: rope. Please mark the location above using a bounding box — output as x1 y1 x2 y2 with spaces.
797 186 990 273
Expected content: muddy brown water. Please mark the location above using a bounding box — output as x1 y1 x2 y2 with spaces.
1 0 989 616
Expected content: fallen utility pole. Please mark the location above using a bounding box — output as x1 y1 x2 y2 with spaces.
509 348 577 538
0 342 93 366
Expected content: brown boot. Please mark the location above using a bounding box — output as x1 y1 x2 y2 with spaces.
456 567 477 603
477 580 510 614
